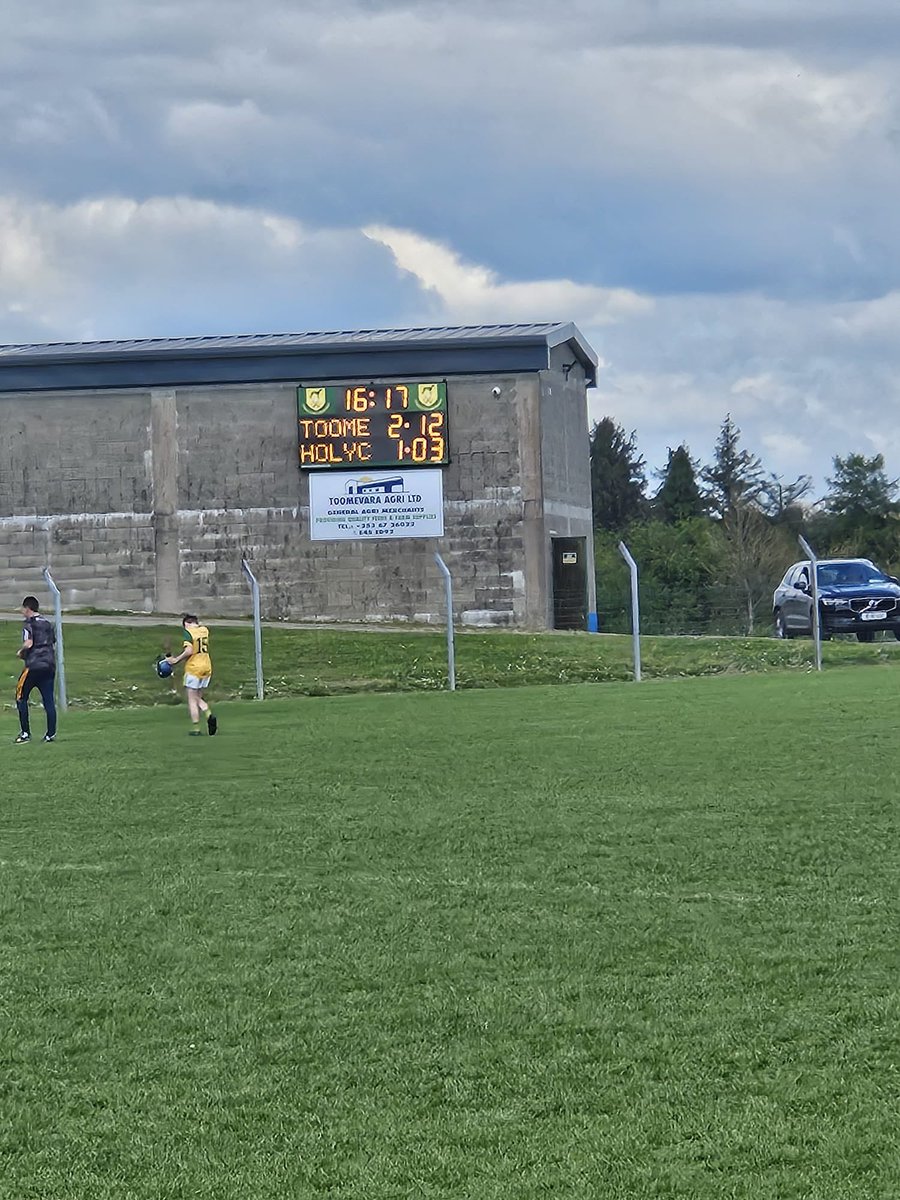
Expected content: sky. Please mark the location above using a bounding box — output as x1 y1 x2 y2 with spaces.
2 0 900 498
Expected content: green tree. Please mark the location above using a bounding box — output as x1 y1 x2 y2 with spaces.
702 414 764 520
654 445 705 524
824 453 898 524
589 417 646 532
818 452 900 567
595 518 723 635
592 531 634 633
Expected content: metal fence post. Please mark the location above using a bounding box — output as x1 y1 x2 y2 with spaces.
241 559 264 700
434 552 456 692
41 567 68 711
798 535 823 672
617 541 642 682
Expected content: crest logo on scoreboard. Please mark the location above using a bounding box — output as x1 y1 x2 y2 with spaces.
416 383 441 410
302 387 328 414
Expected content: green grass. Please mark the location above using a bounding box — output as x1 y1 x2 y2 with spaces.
6 621 900 711
3 670 900 1197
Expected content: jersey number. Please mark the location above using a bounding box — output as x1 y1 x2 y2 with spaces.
196 636 209 654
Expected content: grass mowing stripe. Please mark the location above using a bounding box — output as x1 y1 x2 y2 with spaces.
1 672 900 1196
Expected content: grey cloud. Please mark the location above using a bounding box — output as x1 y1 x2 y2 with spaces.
2 0 900 494
0 195 423 341
2 1 898 302
586 288 900 494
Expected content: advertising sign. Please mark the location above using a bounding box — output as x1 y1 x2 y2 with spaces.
308 469 444 541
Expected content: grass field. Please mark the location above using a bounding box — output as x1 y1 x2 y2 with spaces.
5 620 900 710
3 667 900 1197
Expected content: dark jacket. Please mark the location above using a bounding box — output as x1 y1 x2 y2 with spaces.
23 615 56 672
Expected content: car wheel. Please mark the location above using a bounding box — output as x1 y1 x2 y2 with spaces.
774 610 791 639
857 629 876 643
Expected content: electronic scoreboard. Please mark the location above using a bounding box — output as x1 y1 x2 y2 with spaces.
297 381 448 469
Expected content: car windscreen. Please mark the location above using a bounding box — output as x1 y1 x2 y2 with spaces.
817 564 890 586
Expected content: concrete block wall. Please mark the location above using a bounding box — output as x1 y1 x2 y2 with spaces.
0 390 152 516
540 355 597 621
0 514 156 612
168 375 532 624
0 387 157 611
0 368 590 626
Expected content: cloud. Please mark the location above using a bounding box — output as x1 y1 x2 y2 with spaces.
165 98 272 145
0 193 415 341
761 431 812 466
2 185 900 498
587 285 900 487
364 225 652 325
3 0 900 300
832 291 900 342
2 0 900 494
0 194 652 342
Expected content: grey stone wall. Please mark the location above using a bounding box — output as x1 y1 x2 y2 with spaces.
0 369 591 626
0 389 156 611
539 361 597 622
0 390 152 516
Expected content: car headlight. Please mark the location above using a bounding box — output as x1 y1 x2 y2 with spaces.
820 598 843 606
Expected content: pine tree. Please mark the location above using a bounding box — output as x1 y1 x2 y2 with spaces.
654 445 705 524
589 417 646 532
701 414 764 520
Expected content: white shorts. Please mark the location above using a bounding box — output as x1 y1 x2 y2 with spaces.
184 674 211 690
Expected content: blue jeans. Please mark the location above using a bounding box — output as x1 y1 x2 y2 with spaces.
16 668 57 737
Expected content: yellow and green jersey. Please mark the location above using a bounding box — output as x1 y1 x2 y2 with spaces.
182 625 212 679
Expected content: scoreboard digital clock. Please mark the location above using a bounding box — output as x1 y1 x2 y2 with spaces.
297 381 449 469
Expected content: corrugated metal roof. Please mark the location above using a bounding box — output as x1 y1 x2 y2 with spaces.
0 322 593 359
0 323 598 390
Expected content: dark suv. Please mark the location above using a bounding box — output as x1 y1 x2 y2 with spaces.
773 558 900 642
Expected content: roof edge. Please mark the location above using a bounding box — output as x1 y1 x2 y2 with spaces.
544 322 598 382
0 322 601 391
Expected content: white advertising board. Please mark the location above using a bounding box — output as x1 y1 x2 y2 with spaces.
308 469 445 541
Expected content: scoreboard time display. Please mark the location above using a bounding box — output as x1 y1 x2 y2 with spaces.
297 381 449 469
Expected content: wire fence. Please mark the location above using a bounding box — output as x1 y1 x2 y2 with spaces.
596 583 775 638
21 554 460 706
597 539 900 644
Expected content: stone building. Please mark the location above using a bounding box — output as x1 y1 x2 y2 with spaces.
0 323 598 629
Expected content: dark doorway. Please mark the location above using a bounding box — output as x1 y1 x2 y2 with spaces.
551 537 587 630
